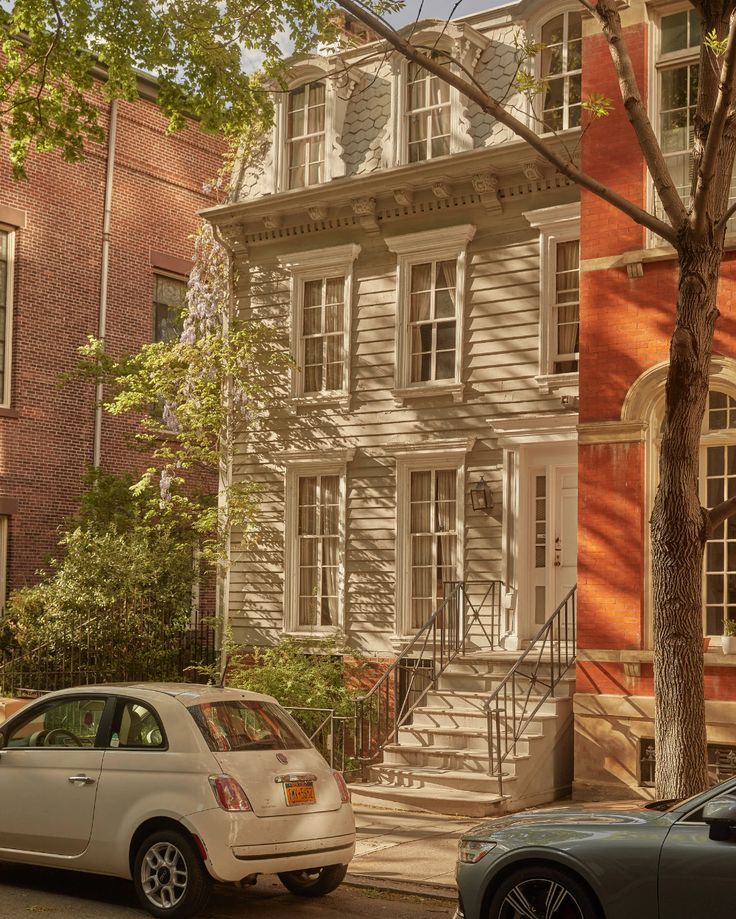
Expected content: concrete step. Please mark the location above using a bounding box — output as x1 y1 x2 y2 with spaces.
382 742 529 774
348 781 506 818
397 724 542 755
410 706 549 734
425 689 564 715
367 762 513 794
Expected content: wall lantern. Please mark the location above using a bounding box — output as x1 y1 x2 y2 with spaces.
470 476 492 512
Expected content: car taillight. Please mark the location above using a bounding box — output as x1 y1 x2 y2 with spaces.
332 770 351 805
209 774 252 812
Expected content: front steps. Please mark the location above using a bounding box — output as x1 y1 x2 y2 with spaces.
349 652 575 818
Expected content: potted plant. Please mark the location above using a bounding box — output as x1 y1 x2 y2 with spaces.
723 619 736 656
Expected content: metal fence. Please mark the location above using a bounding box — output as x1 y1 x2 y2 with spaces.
285 706 355 774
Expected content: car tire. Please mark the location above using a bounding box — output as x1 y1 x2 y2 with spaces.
277 863 348 897
133 829 212 919
487 864 600 919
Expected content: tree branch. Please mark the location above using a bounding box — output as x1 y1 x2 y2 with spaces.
692 11 736 236
714 194 736 233
584 0 687 229
336 0 678 245
707 496 736 534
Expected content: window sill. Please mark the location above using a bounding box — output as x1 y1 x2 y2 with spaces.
289 393 350 413
394 382 464 404
536 372 579 395
0 407 19 419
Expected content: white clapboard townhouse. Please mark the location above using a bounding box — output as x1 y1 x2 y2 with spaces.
204 1 583 815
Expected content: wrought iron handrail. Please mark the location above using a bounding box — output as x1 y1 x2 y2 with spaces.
285 706 354 772
354 579 504 771
485 585 576 795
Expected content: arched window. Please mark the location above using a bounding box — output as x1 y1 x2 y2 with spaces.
700 391 736 635
540 10 582 131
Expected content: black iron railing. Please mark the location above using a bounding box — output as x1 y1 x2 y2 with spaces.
485 586 576 795
354 579 504 770
286 706 355 773
0 607 216 697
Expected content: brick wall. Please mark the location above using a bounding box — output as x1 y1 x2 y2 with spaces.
0 87 225 596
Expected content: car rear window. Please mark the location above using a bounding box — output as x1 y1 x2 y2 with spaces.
190 700 311 752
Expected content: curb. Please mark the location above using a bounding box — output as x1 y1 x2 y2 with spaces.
345 873 457 903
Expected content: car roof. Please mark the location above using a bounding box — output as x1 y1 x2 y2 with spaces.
43 683 277 706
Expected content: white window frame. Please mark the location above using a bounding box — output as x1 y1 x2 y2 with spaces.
386 224 475 401
279 244 360 406
394 443 469 639
0 515 7 614
283 450 353 636
524 203 580 394
387 23 488 168
0 225 16 409
534 7 583 134
272 59 354 193
648 2 702 242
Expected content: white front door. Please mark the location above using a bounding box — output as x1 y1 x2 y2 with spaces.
524 453 577 637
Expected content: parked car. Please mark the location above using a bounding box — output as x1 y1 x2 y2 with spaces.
455 776 736 919
0 683 355 918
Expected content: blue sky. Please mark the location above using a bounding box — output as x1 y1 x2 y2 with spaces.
386 0 509 25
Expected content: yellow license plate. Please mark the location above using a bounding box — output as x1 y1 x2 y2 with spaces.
285 782 317 806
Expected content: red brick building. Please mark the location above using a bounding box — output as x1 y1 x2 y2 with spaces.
576 1 736 798
0 75 225 610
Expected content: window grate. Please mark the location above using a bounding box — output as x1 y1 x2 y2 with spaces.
640 738 736 788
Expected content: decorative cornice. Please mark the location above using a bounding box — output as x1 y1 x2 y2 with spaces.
393 188 414 207
472 172 502 212
578 421 648 445
385 223 476 256
351 196 379 234
488 412 579 446
277 243 361 273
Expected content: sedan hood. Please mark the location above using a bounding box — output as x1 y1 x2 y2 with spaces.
463 800 672 839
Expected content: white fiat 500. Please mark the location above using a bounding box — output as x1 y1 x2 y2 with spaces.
0 683 355 918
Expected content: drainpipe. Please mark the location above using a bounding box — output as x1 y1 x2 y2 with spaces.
92 99 118 470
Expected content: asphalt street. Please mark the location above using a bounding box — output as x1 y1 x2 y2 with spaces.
0 863 455 919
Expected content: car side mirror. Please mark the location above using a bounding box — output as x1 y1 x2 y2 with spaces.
703 795 736 841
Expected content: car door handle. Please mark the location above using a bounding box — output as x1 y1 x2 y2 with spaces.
68 775 96 786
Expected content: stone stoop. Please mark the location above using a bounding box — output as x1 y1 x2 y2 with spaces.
349 652 575 818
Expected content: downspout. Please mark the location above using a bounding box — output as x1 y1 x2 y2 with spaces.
92 99 118 469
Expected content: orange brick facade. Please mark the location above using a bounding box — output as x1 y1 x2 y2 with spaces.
576 11 736 797
0 85 225 599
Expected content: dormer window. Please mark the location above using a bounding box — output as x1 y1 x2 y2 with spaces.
286 82 326 189
540 10 582 131
407 56 451 163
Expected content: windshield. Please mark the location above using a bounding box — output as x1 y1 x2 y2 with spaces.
190 700 311 753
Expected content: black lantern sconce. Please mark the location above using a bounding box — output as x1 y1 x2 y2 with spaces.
470 476 493 512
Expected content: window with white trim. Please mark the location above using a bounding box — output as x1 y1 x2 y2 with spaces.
406 56 451 163
153 273 187 343
1 227 15 407
284 455 349 634
286 82 326 190
540 10 582 131
701 391 736 636
655 8 701 216
281 244 360 401
395 446 467 637
0 515 7 615
386 225 475 396
524 203 580 391
408 468 458 629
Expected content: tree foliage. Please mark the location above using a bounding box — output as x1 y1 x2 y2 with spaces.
0 470 198 684
0 0 402 177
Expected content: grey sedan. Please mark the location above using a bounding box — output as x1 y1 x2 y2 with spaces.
455 776 736 919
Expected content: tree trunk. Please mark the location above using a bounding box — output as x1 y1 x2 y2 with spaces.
651 232 722 798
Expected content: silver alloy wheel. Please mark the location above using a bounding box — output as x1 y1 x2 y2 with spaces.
500 878 584 919
140 841 189 910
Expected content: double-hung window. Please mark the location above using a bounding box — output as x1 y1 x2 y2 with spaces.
283 452 352 634
657 9 700 204
524 203 580 391
286 82 326 190
153 274 187 343
387 225 475 398
1 227 15 407
540 10 582 131
406 57 452 162
281 244 360 403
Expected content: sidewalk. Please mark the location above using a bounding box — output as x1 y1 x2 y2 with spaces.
347 803 483 901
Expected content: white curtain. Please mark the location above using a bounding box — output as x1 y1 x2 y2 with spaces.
555 240 579 367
